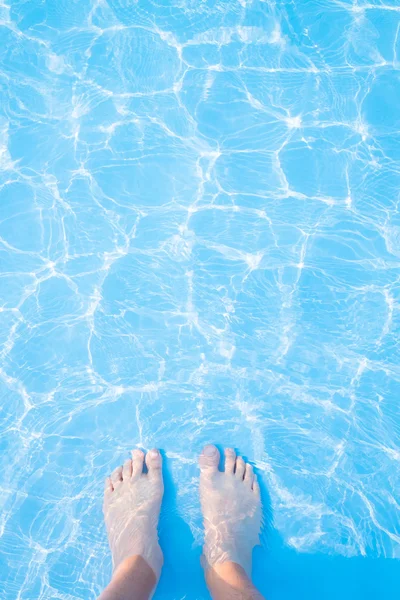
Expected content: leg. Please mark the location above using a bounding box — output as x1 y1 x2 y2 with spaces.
204 562 264 600
98 556 156 600
98 449 164 600
199 445 265 600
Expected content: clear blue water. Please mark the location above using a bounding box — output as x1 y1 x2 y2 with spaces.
1 1 400 598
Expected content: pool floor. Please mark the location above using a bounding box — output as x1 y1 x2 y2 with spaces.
0 1 399 598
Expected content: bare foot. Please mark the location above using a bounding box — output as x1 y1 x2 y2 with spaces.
199 445 261 577
103 449 164 581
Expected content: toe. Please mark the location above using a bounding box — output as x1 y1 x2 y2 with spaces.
111 466 123 487
145 449 163 480
104 476 113 494
199 445 220 475
224 448 236 474
235 456 246 479
122 459 132 480
253 475 260 497
244 462 254 486
131 449 145 478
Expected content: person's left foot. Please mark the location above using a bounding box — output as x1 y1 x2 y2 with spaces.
103 449 164 580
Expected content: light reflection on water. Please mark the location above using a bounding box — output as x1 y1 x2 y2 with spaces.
0 1 399 598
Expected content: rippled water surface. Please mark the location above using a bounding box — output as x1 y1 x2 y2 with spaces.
1 1 400 598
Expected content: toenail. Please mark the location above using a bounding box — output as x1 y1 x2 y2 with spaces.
204 445 217 456
149 449 159 457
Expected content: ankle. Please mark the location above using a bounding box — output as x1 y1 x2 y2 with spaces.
205 562 263 600
111 536 163 579
114 554 144 570
202 540 252 577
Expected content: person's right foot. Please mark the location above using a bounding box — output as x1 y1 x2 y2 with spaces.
199 445 262 576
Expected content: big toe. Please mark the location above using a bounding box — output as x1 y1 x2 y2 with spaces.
145 449 163 480
199 445 220 475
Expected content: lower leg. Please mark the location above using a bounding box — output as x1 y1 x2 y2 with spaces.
205 562 264 600
98 556 155 600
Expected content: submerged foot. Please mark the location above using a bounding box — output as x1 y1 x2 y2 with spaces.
199 445 261 576
103 449 164 580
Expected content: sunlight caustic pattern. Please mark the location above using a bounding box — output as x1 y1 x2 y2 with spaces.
0 0 399 598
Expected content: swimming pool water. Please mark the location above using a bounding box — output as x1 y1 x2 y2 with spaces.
0 1 399 598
